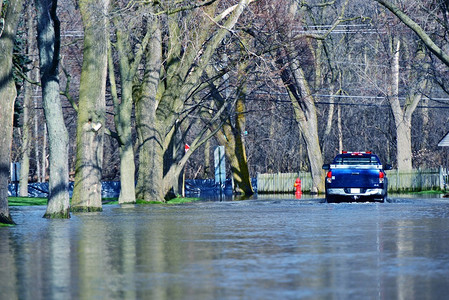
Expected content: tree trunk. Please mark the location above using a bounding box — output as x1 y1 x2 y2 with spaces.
110 11 157 204
135 13 162 201
284 63 324 194
19 4 35 197
34 76 42 182
231 65 253 195
337 105 343 153
203 138 212 178
41 123 47 180
35 0 71 218
215 88 253 196
113 31 136 204
0 0 24 224
388 40 428 171
395 121 413 170
19 80 31 197
421 98 429 151
72 0 109 212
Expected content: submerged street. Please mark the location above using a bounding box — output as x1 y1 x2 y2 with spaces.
1 196 449 299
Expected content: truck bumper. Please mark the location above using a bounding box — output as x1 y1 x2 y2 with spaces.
326 188 384 197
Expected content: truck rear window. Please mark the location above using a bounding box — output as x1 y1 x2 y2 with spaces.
333 155 379 165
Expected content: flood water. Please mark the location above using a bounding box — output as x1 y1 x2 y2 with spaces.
2 196 449 299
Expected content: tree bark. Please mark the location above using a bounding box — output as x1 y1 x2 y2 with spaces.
203 138 212 178
0 0 24 224
388 39 409 169
214 76 254 196
337 105 343 153
112 29 136 204
41 123 47 180
19 80 31 197
135 13 162 201
19 4 34 197
388 39 428 171
34 74 42 182
282 62 324 194
35 0 71 218
72 0 109 212
109 10 157 204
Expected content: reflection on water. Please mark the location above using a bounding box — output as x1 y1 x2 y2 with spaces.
2 198 449 299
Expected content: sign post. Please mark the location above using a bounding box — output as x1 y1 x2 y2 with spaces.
214 146 226 195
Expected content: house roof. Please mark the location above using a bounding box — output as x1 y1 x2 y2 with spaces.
438 132 449 147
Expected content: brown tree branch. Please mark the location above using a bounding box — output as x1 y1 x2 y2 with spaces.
374 0 449 68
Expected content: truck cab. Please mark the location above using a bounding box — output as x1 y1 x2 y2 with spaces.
322 152 392 203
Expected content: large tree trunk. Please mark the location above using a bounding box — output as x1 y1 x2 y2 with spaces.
35 0 71 218
283 63 324 194
395 121 413 170
72 0 109 212
229 64 253 196
388 40 410 170
274 1 332 194
113 31 136 204
135 14 162 201
110 12 156 204
0 0 24 225
19 80 31 197
388 40 427 171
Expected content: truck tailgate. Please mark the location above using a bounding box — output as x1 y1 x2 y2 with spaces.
331 168 380 188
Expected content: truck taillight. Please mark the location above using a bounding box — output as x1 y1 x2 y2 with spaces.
326 171 332 183
379 171 385 183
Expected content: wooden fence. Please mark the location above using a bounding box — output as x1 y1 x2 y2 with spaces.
257 172 312 193
256 168 448 193
385 168 447 192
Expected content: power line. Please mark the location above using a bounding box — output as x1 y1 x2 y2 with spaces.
314 94 449 102
254 91 449 103
315 101 449 109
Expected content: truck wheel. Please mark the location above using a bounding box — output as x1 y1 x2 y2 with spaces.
326 195 336 203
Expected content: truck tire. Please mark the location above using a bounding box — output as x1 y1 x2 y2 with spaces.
326 194 336 203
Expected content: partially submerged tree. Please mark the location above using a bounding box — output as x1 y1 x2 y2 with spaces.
134 9 162 202
72 0 110 211
19 4 34 197
35 0 71 218
207 59 254 196
386 39 429 171
135 0 254 201
0 0 24 224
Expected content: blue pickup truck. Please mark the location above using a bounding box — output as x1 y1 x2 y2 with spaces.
322 152 392 203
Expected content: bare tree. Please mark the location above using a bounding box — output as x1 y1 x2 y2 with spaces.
72 0 110 211
374 0 449 68
34 0 71 218
207 58 254 196
107 2 154 204
19 4 35 197
0 0 24 224
135 0 254 201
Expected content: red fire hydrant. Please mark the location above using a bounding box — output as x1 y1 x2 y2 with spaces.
294 177 302 198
